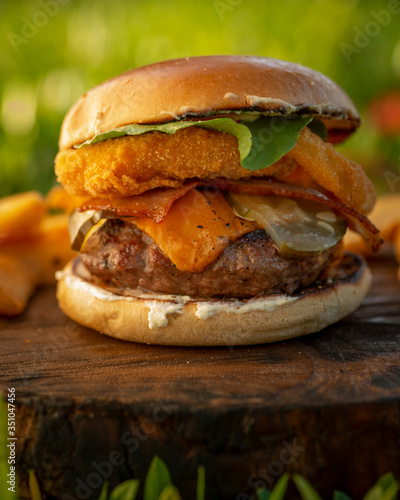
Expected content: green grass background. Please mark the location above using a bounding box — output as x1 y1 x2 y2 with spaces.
0 0 399 197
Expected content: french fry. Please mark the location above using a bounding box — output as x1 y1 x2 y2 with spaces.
1 214 76 286
344 193 400 257
0 191 46 243
366 193 400 242
344 193 400 284
29 214 76 284
0 254 37 316
343 229 371 257
0 191 77 316
46 185 90 214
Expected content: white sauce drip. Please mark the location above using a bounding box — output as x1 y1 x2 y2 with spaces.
223 92 240 101
57 272 299 331
146 301 185 329
246 96 298 112
156 98 345 122
195 296 298 320
244 96 338 115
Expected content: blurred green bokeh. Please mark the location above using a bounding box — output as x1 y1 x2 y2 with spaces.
1 0 399 197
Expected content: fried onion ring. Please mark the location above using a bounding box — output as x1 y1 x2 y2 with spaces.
287 127 376 215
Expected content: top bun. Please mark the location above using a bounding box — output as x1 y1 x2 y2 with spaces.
59 55 360 150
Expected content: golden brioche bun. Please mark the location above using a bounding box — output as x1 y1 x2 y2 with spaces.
56 254 371 346
59 55 360 150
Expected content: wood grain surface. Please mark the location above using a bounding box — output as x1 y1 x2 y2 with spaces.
1 255 400 500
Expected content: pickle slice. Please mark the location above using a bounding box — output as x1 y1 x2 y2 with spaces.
226 192 347 257
69 209 112 250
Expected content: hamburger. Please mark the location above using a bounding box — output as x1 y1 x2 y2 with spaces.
55 55 381 346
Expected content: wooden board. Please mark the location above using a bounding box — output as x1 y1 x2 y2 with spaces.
1 255 400 500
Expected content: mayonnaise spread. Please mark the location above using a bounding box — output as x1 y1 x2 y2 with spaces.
57 272 299 330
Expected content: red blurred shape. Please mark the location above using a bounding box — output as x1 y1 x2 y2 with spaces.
368 90 400 135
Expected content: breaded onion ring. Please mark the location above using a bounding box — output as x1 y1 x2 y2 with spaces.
55 127 296 199
287 127 376 215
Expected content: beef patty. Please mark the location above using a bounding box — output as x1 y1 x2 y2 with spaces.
80 219 342 299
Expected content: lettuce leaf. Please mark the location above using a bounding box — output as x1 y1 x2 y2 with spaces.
307 118 328 140
75 115 314 171
241 115 312 170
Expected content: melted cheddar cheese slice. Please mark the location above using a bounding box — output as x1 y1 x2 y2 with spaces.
131 188 258 272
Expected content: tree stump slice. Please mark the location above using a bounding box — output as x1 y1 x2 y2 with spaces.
1 255 400 500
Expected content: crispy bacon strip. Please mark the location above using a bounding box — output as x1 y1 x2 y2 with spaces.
78 177 381 252
78 181 201 223
213 178 382 252
286 127 376 215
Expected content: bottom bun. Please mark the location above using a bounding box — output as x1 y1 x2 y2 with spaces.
56 253 371 346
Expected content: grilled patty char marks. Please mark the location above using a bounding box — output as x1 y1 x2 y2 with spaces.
81 219 341 299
